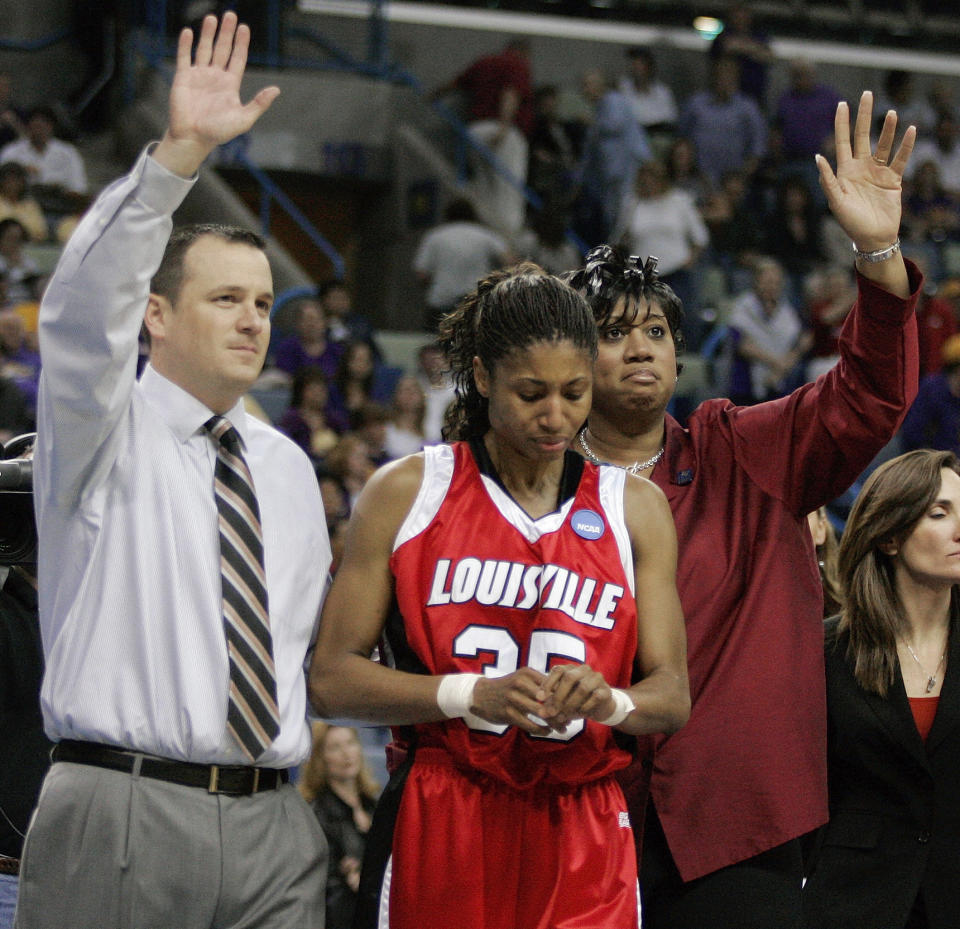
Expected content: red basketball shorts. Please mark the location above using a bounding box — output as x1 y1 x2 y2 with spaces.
379 747 640 929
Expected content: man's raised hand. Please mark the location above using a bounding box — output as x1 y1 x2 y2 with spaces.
154 12 280 178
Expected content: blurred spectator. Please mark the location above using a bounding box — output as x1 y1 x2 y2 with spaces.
272 295 344 380
528 85 578 209
678 56 766 189
316 471 350 571
0 220 40 306
907 111 960 195
414 342 456 444
352 402 391 468
413 198 510 332
317 280 381 361
928 79 956 122
763 175 827 298
876 69 936 137
913 255 959 378
298 723 379 929
437 39 534 237
775 59 841 186
901 334 960 455
277 367 341 460
0 106 86 196
329 341 393 430
709 2 773 107
612 159 708 340
665 136 710 206
700 169 765 293
513 204 581 275
727 258 812 404
384 374 427 460
903 160 960 247
468 85 529 237
439 37 533 138
617 47 677 146
575 68 652 245
324 434 376 511
0 308 39 416
0 163 46 244
807 265 856 380
0 73 25 149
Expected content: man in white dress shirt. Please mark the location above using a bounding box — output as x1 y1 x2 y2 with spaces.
14 14 331 929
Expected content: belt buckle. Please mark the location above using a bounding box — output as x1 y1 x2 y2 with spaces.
252 768 260 792
208 765 220 793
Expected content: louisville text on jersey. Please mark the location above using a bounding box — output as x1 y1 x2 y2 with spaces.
426 558 625 629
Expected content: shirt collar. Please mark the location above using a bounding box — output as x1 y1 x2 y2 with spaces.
139 363 251 447
658 412 696 488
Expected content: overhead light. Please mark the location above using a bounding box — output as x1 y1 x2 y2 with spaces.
693 16 724 39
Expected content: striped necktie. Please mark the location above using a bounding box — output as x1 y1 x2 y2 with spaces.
204 415 280 761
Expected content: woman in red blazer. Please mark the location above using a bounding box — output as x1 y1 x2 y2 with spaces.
804 449 960 929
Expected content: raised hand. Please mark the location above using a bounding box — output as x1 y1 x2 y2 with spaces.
155 12 280 178
816 90 915 253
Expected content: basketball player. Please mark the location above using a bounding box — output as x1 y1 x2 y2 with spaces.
309 264 689 929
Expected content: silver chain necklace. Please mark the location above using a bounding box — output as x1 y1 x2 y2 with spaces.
578 430 664 475
904 642 947 694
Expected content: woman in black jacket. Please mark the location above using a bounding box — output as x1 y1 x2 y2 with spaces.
299 722 380 929
804 449 960 929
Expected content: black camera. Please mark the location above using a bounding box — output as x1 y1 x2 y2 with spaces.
0 432 37 565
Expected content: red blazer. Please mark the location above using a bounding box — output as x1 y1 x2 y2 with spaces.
632 264 921 881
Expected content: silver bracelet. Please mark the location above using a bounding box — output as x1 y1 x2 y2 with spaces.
852 238 901 263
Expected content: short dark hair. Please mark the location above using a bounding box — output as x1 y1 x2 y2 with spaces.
0 161 27 184
438 262 597 441
564 244 685 367
290 365 329 408
150 223 267 305
443 198 478 223
0 217 28 243
27 105 56 125
316 279 347 301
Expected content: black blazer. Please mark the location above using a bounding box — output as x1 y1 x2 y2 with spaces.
802 617 960 929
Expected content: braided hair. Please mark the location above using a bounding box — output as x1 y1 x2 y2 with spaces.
564 244 686 362
437 262 597 442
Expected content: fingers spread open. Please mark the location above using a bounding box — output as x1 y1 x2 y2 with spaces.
211 11 239 69
194 13 218 67
852 90 874 159
889 124 917 176
833 100 851 169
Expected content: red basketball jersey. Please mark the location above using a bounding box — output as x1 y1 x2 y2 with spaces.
387 442 638 790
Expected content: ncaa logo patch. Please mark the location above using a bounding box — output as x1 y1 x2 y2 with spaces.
571 508 605 540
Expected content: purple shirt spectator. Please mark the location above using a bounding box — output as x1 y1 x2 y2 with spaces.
776 60 840 160
273 335 344 380
679 58 766 188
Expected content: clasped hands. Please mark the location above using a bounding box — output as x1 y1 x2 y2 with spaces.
471 664 617 736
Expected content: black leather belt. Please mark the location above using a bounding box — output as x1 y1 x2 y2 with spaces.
52 740 289 796
0 856 18 876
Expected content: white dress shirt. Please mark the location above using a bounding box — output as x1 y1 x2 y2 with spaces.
34 148 331 767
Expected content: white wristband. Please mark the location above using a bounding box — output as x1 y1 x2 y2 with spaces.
436 673 482 719
600 688 635 727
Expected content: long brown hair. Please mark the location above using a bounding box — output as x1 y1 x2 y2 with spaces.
298 721 380 804
836 449 960 695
